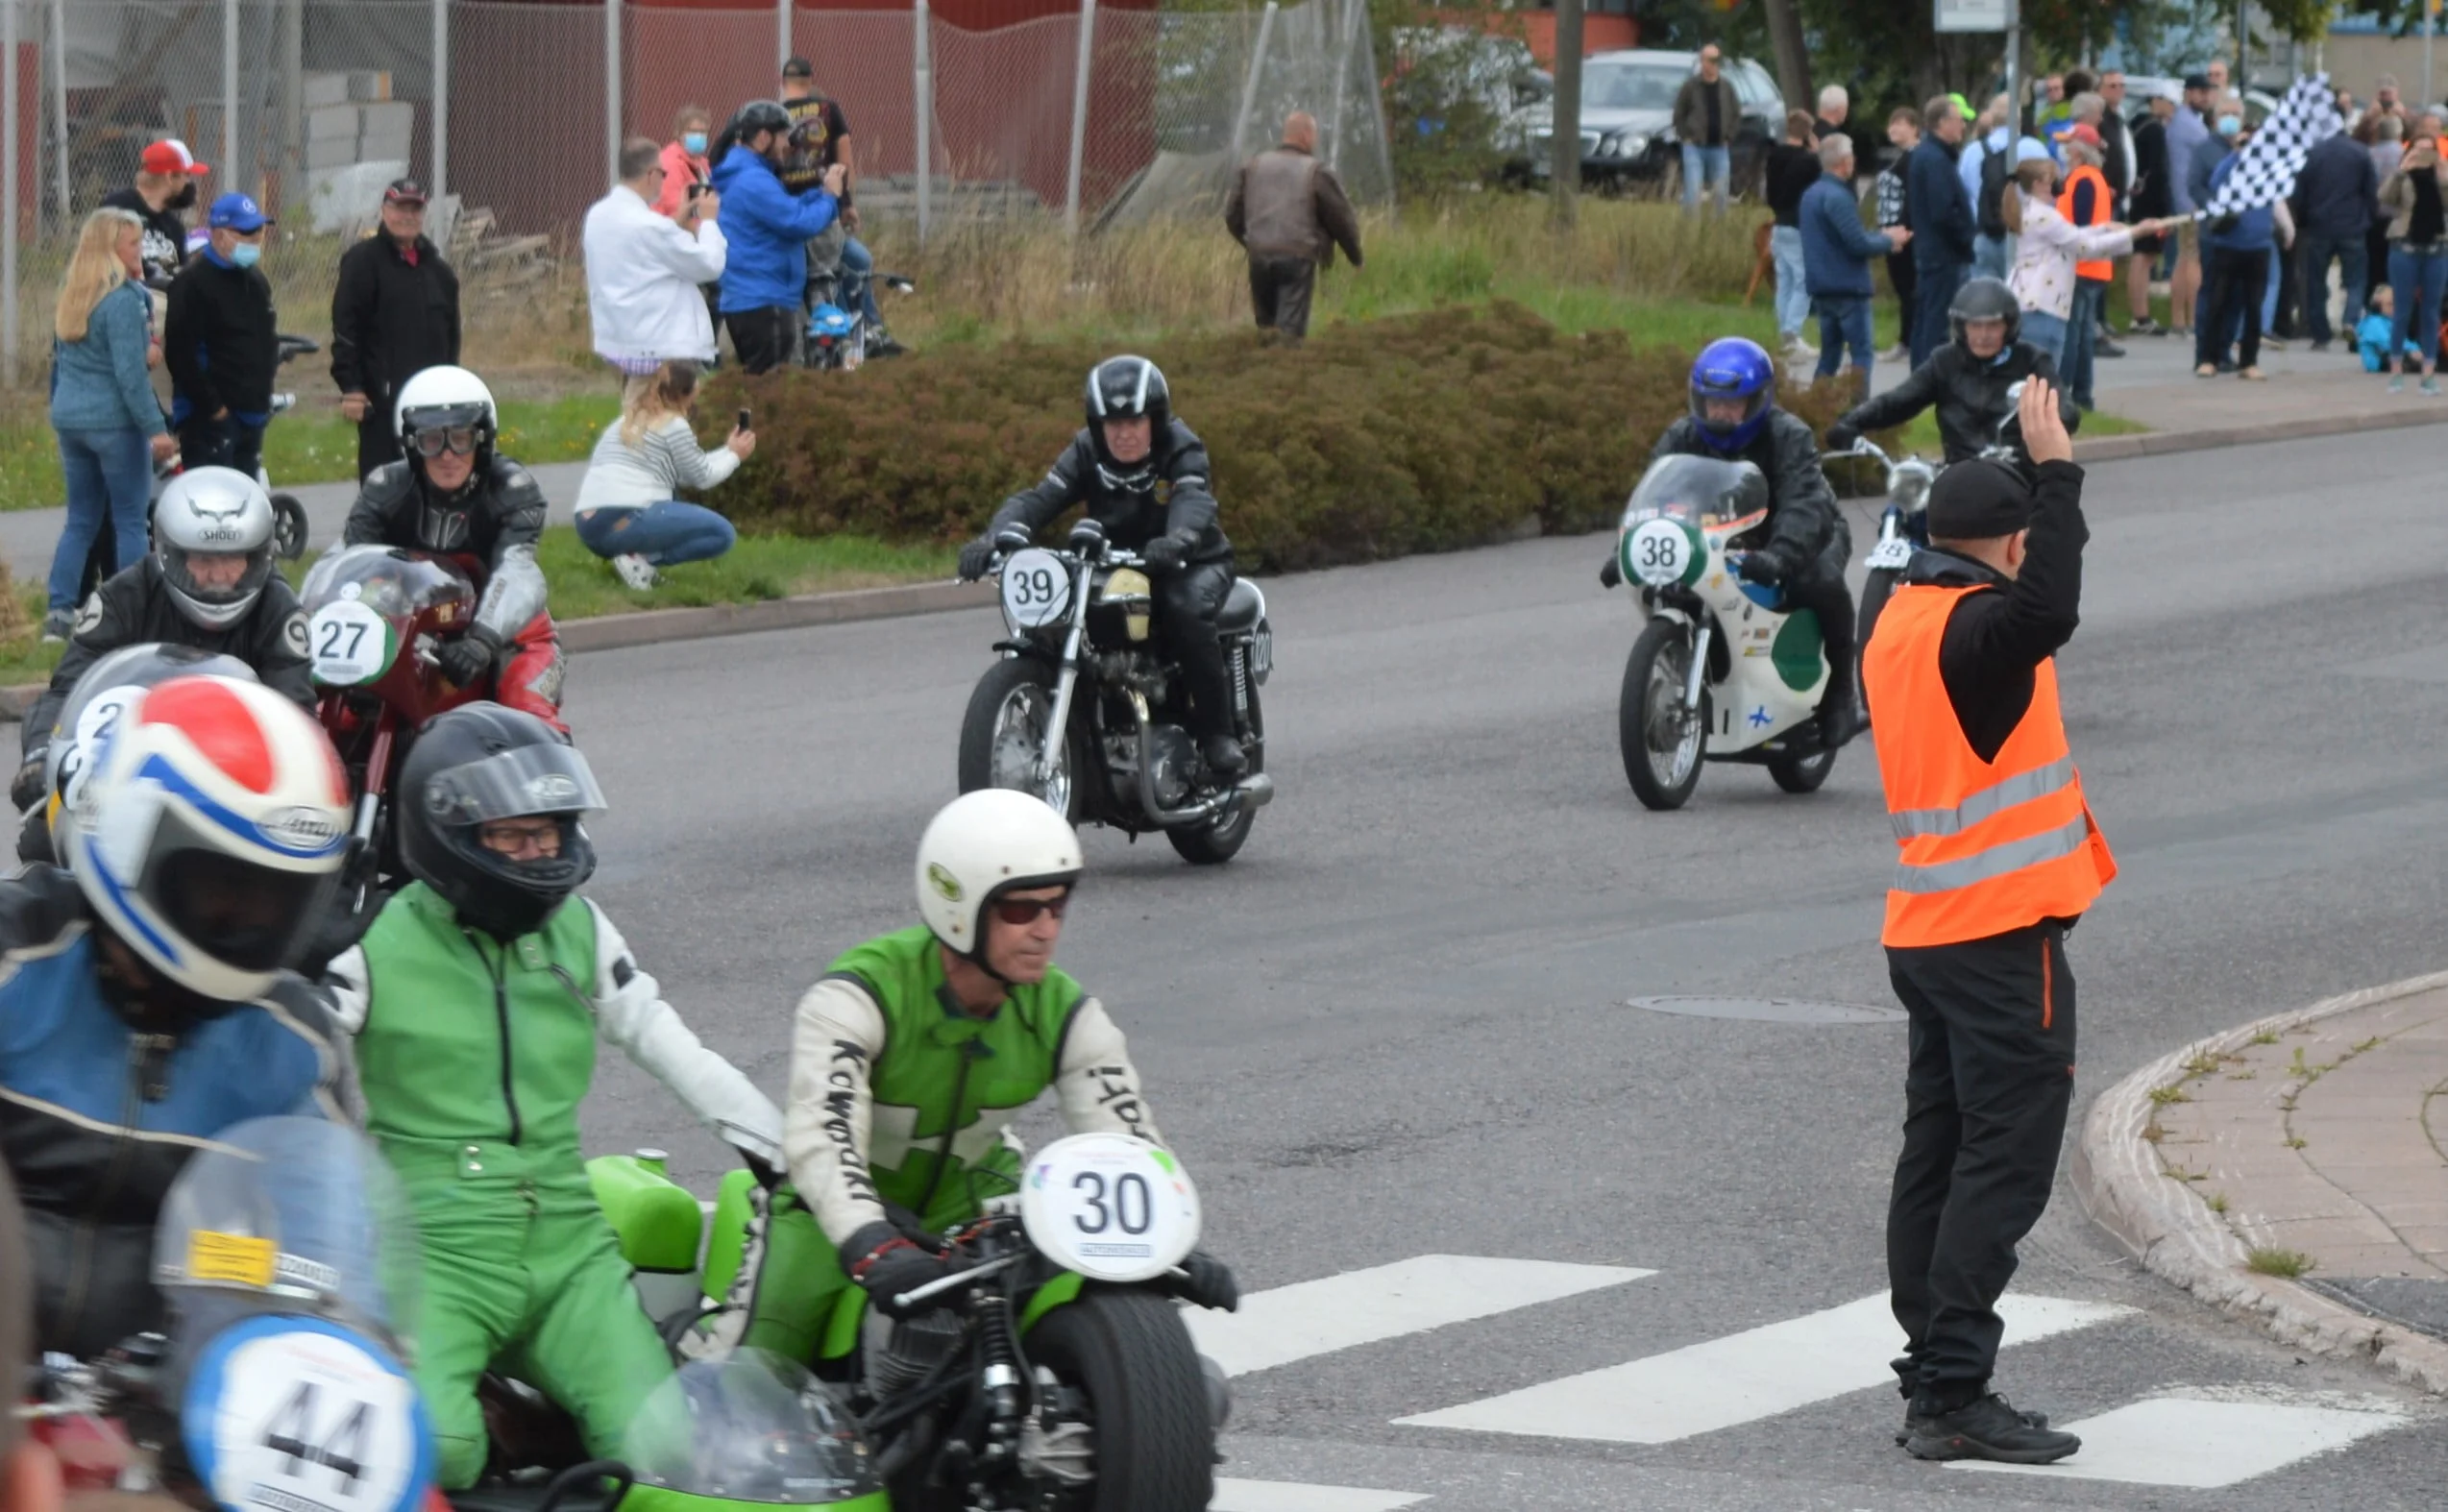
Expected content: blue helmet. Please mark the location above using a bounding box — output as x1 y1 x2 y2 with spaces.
1688 337 1776 455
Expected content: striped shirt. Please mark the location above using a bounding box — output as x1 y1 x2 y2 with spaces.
575 412 742 510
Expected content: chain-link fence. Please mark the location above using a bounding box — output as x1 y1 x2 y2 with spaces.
3 0 1391 378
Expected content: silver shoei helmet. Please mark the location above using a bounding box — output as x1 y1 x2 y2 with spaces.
153 466 278 631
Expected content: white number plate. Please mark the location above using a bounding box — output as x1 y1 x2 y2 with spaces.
1625 517 1696 587
185 1316 431 1512
1019 1132 1201 1283
1865 537 1916 571
310 601 391 686
998 548 1073 629
54 683 144 810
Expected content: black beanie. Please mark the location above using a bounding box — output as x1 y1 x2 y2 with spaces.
1925 458 2035 540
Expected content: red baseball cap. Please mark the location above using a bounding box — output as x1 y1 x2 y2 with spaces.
2066 124 2104 148
139 138 209 176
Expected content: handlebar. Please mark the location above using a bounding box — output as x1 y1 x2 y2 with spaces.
892 1251 1023 1312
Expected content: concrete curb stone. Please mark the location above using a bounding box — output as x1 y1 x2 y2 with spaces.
2072 969 2448 1398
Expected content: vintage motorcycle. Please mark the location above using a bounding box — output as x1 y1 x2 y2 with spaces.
1845 380 2027 669
1609 454 1839 811
957 523 1274 865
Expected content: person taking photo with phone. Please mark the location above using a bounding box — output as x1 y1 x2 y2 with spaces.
584 137 727 378
573 359 748 589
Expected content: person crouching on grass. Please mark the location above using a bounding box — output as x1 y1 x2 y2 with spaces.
573 358 750 590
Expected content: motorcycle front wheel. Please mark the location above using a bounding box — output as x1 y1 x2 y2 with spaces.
1025 1289 1214 1512
1620 620 1707 811
958 657 1085 822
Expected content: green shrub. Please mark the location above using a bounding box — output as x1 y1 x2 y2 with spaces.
707 304 1842 575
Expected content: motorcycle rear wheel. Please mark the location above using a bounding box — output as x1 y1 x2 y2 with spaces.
1621 621 1707 812
1026 1288 1214 1512
958 657 1085 822
1768 744 1837 793
1166 681 1262 866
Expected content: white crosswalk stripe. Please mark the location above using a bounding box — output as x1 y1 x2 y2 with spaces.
1393 1291 2134 1444
1211 1478 1430 1511
1948 1395 2410 1489
1184 1253 1651 1378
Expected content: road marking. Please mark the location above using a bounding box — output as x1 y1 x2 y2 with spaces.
1211 1478 1430 1511
1949 1396 2409 1488
1396 1292 2134 1445
1184 1255 1652 1378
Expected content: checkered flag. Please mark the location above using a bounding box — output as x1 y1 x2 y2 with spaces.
2200 73 2343 217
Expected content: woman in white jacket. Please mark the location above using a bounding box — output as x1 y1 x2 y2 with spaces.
575 359 753 589
2003 148 2175 368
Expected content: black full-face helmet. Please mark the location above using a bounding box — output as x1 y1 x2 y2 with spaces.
1083 355 1171 492
398 703 605 940
1948 278 2023 352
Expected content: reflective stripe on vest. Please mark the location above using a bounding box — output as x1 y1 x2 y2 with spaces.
1863 581 2116 947
2058 163 2113 281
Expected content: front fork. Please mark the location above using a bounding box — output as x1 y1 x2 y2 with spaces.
1682 622 1713 717
1036 569 1092 782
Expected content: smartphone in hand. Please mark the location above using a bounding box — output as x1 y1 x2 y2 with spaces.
737 408 752 431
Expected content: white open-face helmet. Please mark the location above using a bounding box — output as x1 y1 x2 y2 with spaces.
916 790 1083 961
393 364 498 469
153 466 277 631
65 675 350 1003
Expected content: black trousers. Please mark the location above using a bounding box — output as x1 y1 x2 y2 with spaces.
357 412 402 480
1784 569 1857 715
1249 255 1318 339
1886 920 2078 1402
1154 561 1236 742
1887 250 1919 351
2198 246 2267 370
725 306 800 374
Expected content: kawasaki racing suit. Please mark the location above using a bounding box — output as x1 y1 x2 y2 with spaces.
724 925 1159 1361
328 883 784 1488
343 456 566 729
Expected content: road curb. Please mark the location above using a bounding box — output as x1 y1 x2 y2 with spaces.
2070 402 2448 464
2072 969 2448 1397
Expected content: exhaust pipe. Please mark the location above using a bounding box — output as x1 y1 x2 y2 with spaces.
1131 694 1273 828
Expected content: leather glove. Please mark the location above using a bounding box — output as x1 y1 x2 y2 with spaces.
12 753 48 814
957 536 997 582
845 1219 959 1318
435 625 504 689
1737 550 1786 587
1825 423 1861 452
1164 1249 1240 1312
1598 555 1622 590
1141 532 1194 573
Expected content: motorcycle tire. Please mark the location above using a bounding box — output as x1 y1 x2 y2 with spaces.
1025 1288 1214 1512
1853 565 1898 723
958 657 1087 823
271 493 310 561
1621 620 1708 812
1167 680 1261 866
1768 744 1837 794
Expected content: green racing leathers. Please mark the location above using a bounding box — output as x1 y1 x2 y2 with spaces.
329 883 784 1488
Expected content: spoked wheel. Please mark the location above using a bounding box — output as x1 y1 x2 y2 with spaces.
1167 682 1262 866
958 658 1083 821
1620 620 1708 811
1024 1289 1214 1512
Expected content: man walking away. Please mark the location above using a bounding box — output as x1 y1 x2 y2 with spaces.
103 138 208 289
1907 97 1978 369
332 179 460 479
1673 45 1740 214
1876 109 1922 362
585 138 727 378
1225 111 1364 342
2297 126 2380 351
164 192 278 482
1802 134 1908 394
1866 378 2113 1468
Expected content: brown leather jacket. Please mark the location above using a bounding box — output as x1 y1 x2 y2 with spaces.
1673 75 1742 148
1225 145 1364 266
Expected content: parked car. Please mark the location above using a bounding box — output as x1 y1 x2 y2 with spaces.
1520 49 1782 197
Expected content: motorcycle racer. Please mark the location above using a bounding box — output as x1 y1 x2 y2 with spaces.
0 675 353 1359
324 703 782 1489
963 356 1246 777
1827 279 2082 464
342 365 567 730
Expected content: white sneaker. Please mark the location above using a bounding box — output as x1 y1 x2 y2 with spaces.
612 553 660 591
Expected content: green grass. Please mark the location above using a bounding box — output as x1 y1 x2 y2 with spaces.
2244 1246 2316 1279
0 394 619 512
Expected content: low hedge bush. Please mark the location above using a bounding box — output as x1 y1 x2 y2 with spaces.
707 304 1845 575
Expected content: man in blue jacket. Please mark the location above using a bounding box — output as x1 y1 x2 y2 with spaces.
1905 99 1977 369
1801 134 1910 393
709 99 846 373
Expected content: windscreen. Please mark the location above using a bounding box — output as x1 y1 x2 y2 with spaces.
623 1353 882 1503
300 545 475 622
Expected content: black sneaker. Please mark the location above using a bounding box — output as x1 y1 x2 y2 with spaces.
1202 735 1247 779
868 329 908 358
1906 1393 2080 1464
1816 699 1866 751
1897 1402 2049 1447
2095 337 2126 358
2130 317 2165 336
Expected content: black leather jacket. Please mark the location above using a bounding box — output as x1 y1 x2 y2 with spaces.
1833 342 2080 464
344 455 550 641
1652 408 1848 582
989 422 1232 564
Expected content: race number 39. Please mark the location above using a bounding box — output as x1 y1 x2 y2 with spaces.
183 1316 433 1512
309 601 391 687
998 548 1072 629
1019 1132 1201 1282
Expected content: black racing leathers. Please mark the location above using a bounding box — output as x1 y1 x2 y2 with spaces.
990 424 1236 740
344 456 549 646
23 560 315 763
1652 410 1856 713
1832 342 2080 464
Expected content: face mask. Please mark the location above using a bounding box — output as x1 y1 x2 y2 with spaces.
170 183 198 210
230 242 262 269
683 132 707 155
2217 115 2241 138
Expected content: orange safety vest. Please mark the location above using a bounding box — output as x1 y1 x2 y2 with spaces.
1864 583 2117 948
2057 162 2114 282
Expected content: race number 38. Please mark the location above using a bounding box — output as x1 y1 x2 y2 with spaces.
1019 1132 1201 1282
1623 518 1697 588
309 601 391 687
183 1316 433 1512
998 548 1072 629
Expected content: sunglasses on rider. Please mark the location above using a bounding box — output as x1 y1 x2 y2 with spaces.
410 426 481 458
990 893 1070 926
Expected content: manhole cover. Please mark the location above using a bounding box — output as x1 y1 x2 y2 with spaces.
1629 995 1907 1025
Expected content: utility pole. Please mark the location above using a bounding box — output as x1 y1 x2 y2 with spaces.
1763 0 1812 112
1550 0 1582 227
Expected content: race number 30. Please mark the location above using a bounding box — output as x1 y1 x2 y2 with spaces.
1019 1132 1202 1282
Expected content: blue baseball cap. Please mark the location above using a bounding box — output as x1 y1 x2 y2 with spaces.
207 192 271 232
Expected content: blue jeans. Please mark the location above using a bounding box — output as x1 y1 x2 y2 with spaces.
2299 232 2367 343
1971 232 2011 281
1911 259 1966 370
2389 243 2448 367
2261 246 2282 334
2019 310 2068 368
575 501 737 568
1771 227 1809 340
1812 294 1874 382
1679 143 1729 212
839 234 884 327
2062 280 2104 409
51 427 154 612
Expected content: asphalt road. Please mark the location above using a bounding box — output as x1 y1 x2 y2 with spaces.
558 425 2448 1509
